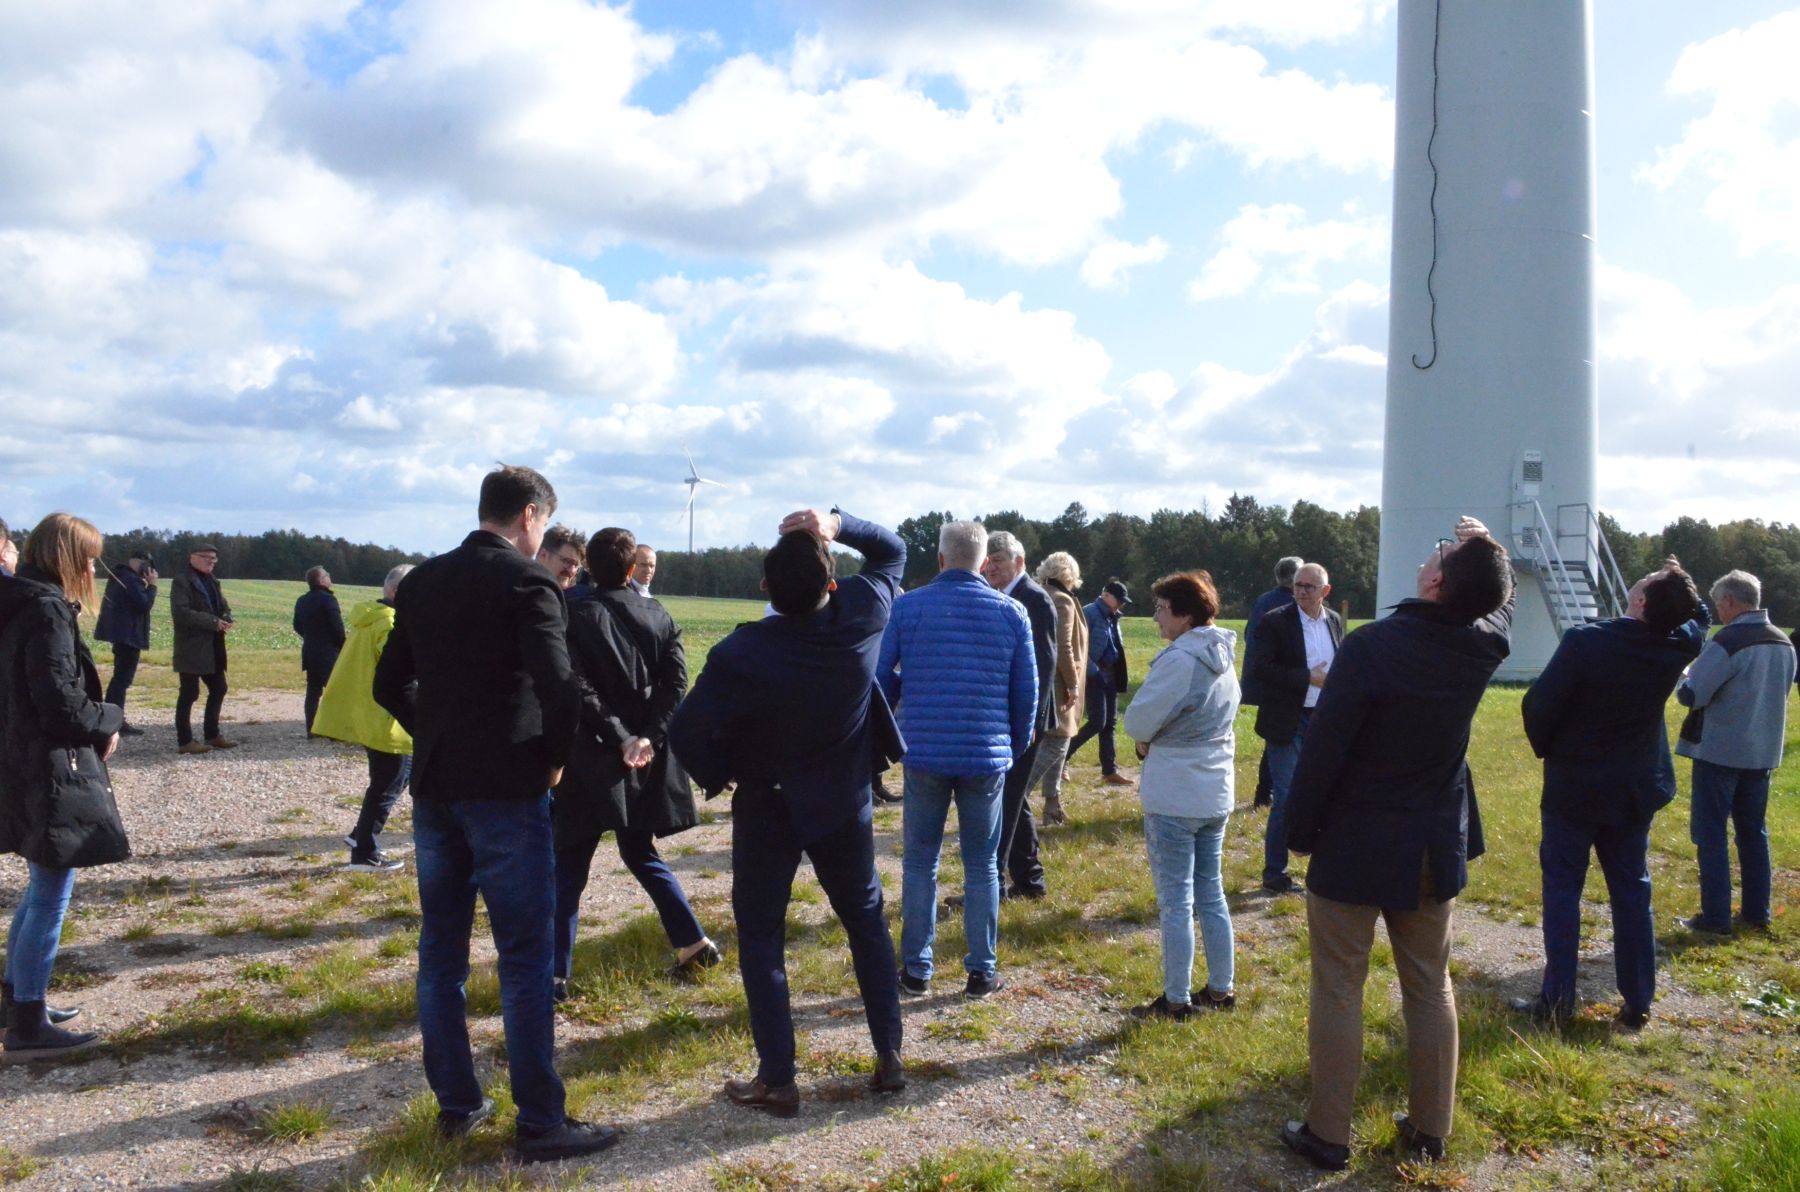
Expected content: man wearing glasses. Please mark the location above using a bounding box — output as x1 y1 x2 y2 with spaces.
1248 562 1342 893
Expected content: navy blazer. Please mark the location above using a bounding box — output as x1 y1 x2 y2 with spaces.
669 511 905 846
1239 585 1295 706
1010 574 1057 736
1250 601 1344 743
373 530 580 804
1286 597 1513 910
1522 611 1710 826
292 587 346 677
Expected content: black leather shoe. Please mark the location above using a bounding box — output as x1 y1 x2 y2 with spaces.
1130 994 1192 1022
2 982 78 1027
1509 994 1573 1026
869 1049 906 1094
514 1116 621 1162
437 1096 495 1138
1393 1113 1445 1160
552 980 569 1004
119 723 145 737
1679 914 1732 937
671 940 723 981
1617 1004 1651 1031
1006 884 1048 901
1281 1119 1349 1171
1261 874 1301 895
724 1076 799 1118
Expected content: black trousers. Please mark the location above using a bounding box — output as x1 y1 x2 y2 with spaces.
349 748 411 848
303 672 328 734
176 639 229 745
732 786 901 1087
996 734 1046 894
105 644 140 710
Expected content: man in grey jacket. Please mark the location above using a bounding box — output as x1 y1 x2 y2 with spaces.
1674 569 1796 935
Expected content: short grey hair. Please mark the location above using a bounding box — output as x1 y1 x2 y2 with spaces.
1711 569 1761 609
1275 556 1303 586
305 565 329 587
938 520 988 571
986 530 1025 562
383 563 415 599
1296 561 1329 587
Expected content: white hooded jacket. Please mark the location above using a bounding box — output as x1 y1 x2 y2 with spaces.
1123 623 1241 820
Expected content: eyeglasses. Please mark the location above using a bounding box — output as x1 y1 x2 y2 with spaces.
1436 537 1455 567
1293 582 1322 593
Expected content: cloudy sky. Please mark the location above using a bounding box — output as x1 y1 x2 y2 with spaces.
4 0 1797 553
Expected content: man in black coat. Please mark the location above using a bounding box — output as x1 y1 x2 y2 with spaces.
981 531 1056 899
95 551 158 735
1279 517 1513 1172
372 464 617 1164
1514 559 1708 1028
670 506 907 1119
1249 562 1344 894
552 526 717 998
1241 555 1302 807
292 566 346 736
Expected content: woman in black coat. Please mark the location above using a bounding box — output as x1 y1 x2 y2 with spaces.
0 513 129 1062
552 527 716 997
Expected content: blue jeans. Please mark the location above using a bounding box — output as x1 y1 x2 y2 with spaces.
412 795 564 1131
1067 673 1119 774
1262 710 1310 883
1689 759 1773 928
901 769 1006 980
1143 812 1234 1003
554 827 705 981
4 863 76 1002
731 786 901 1086
1538 809 1656 1014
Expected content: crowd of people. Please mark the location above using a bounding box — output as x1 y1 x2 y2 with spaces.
0 477 1793 1172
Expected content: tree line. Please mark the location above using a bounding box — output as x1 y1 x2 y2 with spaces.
95 528 426 587
654 501 1800 625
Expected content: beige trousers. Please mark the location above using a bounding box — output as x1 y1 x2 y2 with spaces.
1304 888 1458 1146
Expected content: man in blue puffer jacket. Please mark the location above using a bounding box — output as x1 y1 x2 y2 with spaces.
878 520 1037 1001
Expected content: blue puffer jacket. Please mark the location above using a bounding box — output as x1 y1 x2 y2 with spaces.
878 568 1037 777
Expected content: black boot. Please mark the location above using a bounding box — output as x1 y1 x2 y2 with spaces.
2 999 99 1063
2 980 79 1027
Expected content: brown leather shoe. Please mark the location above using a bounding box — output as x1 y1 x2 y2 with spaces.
177 741 212 755
1102 771 1135 787
724 1076 799 1118
206 736 239 750
869 1049 906 1094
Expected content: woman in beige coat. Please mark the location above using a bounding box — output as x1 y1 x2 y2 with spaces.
1026 552 1088 823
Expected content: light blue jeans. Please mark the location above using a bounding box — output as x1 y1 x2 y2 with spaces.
901 769 1006 981
5 862 76 1002
1144 812 1234 1004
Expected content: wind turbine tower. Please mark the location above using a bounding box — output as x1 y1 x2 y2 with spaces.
1378 0 1621 680
681 443 724 554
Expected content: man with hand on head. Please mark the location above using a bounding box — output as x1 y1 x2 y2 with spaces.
1280 517 1513 1172
670 507 909 1119
373 464 618 1164
1250 562 1343 894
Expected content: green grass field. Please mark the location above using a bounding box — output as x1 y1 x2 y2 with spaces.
75 581 1800 1189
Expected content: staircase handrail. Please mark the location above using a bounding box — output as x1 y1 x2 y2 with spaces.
1529 499 1587 628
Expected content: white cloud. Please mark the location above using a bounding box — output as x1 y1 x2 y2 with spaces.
1080 236 1170 291
1187 204 1386 301
1640 10 1800 256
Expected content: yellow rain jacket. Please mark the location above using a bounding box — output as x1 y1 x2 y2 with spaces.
311 599 412 754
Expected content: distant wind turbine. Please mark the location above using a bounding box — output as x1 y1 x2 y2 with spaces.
681 441 725 553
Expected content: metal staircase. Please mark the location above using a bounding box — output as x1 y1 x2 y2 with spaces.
1512 501 1629 637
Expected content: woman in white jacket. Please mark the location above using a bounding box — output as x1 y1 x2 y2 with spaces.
1123 570 1240 1020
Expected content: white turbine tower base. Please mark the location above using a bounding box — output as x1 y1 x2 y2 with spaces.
1378 0 1599 680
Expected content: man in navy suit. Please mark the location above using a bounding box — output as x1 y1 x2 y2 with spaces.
1515 558 1708 1029
1241 556 1302 807
670 507 907 1118
981 531 1057 900
1250 563 1344 893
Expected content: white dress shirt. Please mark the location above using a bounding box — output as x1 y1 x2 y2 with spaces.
1298 604 1335 708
